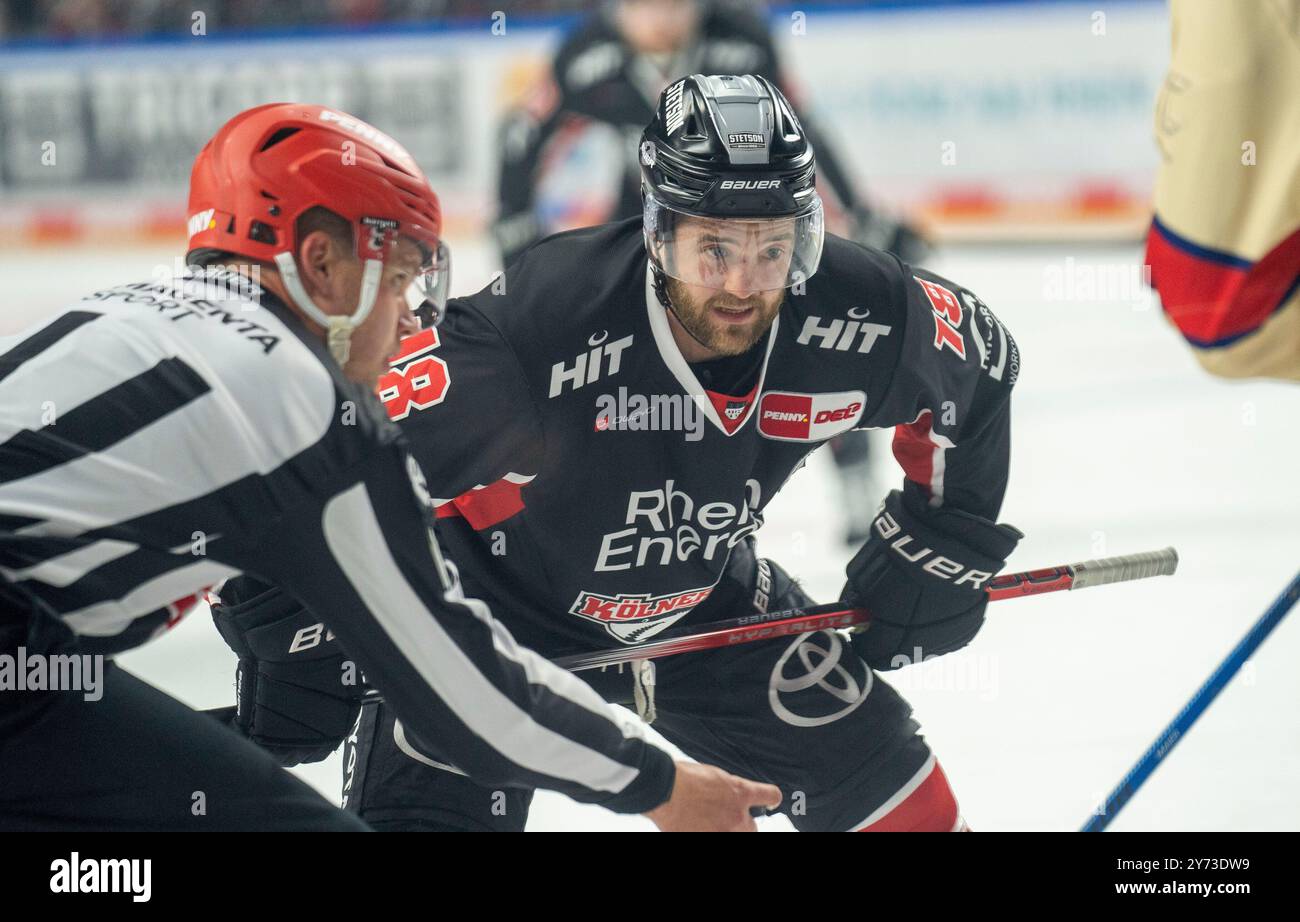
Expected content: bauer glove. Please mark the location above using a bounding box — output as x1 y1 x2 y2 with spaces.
212 576 365 766
842 490 1021 670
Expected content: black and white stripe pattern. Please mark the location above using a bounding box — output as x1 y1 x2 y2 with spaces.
0 277 329 641
0 272 672 811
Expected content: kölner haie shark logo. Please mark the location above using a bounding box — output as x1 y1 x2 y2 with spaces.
569 586 714 643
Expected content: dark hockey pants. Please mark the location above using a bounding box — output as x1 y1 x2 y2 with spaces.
0 584 366 832
343 542 952 832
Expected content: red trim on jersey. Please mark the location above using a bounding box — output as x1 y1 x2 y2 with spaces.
705 381 760 436
434 478 531 530
1146 217 1300 347
855 759 962 832
892 410 935 499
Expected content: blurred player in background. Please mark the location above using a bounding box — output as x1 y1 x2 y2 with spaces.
1146 0 1300 381
495 0 928 540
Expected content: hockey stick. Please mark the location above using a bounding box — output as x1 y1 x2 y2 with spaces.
1080 565 1300 832
553 547 1179 671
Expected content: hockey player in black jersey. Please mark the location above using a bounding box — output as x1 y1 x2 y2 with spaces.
496 0 920 543
219 76 1022 831
0 102 780 832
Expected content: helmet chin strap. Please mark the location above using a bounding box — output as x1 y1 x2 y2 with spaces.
273 251 384 366
650 262 717 353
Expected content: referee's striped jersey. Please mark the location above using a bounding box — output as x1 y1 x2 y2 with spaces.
0 267 673 813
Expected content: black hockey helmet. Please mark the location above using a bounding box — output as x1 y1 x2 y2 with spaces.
639 73 824 291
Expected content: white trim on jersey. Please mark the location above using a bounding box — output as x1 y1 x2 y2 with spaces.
392 719 469 777
929 431 955 509
321 481 644 796
848 752 937 832
642 266 778 438
0 317 163 431
0 538 137 587
2 300 335 540
895 408 956 510
61 557 239 637
436 554 651 745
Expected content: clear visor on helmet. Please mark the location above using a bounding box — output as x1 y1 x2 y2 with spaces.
404 238 452 327
643 191 824 292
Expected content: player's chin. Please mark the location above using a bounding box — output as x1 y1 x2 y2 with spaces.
706 320 764 356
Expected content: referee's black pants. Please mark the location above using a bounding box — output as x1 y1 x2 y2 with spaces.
0 582 366 832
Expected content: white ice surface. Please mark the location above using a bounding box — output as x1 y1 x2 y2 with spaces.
3 240 1296 831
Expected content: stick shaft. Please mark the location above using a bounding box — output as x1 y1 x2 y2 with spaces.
556 547 1179 671
1080 567 1300 832
986 546 1178 600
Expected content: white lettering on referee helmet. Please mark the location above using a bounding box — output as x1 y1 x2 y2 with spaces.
186 208 215 238
318 110 414 169
549 333 634 397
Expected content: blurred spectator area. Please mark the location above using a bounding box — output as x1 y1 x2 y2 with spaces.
0 0 876 40
0 1 559 40
0 0 1165 245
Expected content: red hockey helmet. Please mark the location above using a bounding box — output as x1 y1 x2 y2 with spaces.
187 103 450 362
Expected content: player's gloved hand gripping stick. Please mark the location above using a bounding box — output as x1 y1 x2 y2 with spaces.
210 548 1178 756
553 546 1179 671
840 489 1025 670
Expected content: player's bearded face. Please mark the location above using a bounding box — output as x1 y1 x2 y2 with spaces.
662 217 792 356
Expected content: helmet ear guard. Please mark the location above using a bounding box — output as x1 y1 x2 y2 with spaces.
272 251 384 368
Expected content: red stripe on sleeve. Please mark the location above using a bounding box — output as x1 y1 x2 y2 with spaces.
892 410 935 499
434 477 531 530
1146 221 1300 345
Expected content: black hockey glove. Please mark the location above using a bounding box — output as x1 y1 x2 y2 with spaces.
211 576 365 766
842 490 1021 671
